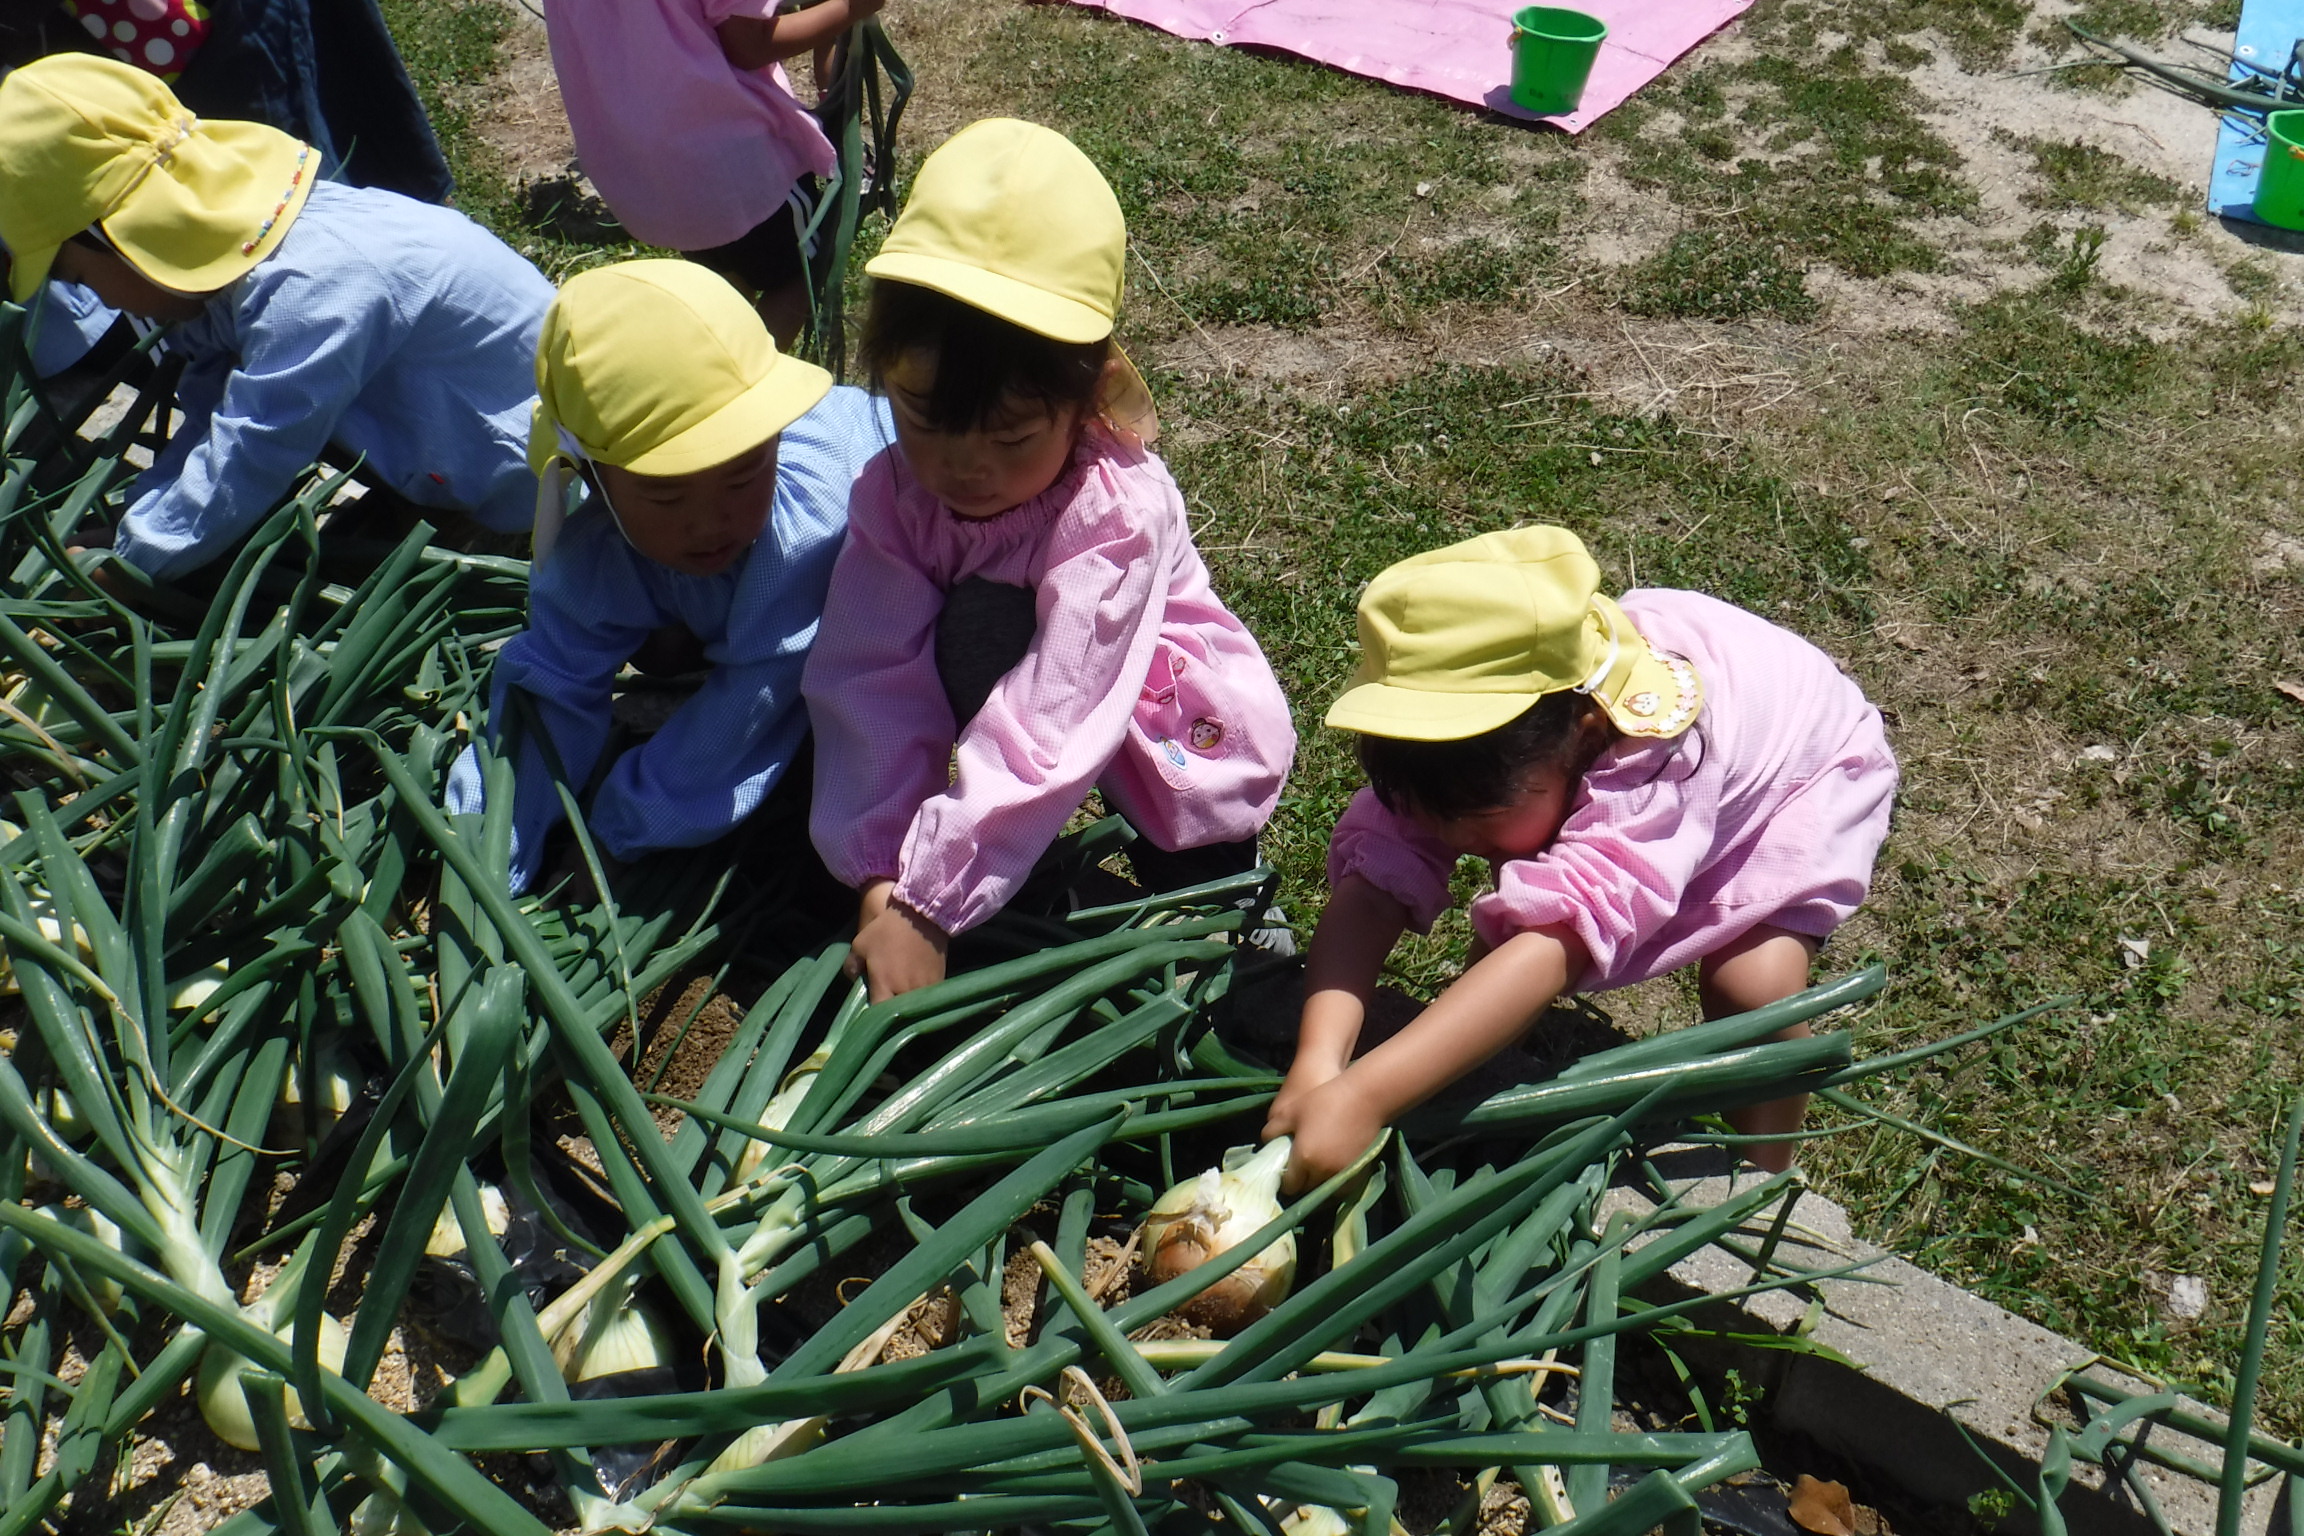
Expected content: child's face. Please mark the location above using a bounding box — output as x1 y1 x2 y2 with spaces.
50 240 209 323
884 352 1085 520
594 439 779 576
1413 766 1578 867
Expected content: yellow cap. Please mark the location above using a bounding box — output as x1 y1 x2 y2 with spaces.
530 260 833 478
868 117 1125 343
0 54 316 304
1325 526 1703 742
866 116 1159 442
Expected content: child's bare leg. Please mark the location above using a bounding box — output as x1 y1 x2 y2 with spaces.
1697 923 1821 1172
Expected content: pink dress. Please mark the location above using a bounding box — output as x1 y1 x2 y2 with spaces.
1331 589 1896 991
804 426 1297 936
541 0 836 252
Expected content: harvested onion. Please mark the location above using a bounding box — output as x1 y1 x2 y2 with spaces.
1135 1137 1296 1336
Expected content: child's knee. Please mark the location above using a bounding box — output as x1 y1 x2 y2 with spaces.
1697 924 1821 1018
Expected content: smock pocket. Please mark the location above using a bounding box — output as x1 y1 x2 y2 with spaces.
1132 636 1233 794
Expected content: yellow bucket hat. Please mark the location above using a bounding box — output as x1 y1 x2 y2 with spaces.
1325 526 1703 742
530 260 832 479
0 54 315 304
865 117 1157 443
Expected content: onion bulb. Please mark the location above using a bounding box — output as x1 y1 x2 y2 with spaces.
423 1183 509 1259
552 1267 673 1382
196 1312 348 1453
1135 1137 1296 1336
272 1037 361 1144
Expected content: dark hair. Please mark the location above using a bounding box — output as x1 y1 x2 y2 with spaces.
1358 691 1613 822
860 278 1108 432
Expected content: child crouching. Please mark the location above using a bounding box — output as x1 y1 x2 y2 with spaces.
804 119 1296 1001
1266 526 1897 1188
0 54 552 581
447 260 889 894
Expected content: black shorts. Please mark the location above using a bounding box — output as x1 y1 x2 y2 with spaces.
682 178 824 296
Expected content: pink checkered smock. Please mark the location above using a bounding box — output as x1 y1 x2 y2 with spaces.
1329 589 1897 991
805 425 1297 936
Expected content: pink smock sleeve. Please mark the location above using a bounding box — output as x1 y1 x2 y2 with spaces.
891 477 1173 935
803 457 956 891
1469 737 1714 979
1326 787 1457 932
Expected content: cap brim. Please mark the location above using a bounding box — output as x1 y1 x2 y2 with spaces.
1324 681 1546 741
866 249 1112 344
103 121 315 297
9 240 59 303
618 353 834 477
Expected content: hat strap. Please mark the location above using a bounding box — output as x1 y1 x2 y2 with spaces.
552 424 645 555
1572 601 1620 696
532 460 570 566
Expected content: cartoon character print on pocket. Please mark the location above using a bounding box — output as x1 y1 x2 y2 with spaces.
1132 636 1232 793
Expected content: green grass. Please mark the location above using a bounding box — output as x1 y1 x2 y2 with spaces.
384 0 2304 1442
380 0 656 283
2002 133 2189 214
377 0 515 209
969 9 1580 337
1598 46 1970 281
1619 229 1818 322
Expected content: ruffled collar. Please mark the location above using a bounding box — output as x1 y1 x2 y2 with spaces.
924 420 1142 534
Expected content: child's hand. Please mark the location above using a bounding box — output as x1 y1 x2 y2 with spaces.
1270 1070 1389 1194
848 893 949 1001
1263 1048 1347 1145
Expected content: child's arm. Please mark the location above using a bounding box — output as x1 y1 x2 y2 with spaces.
849 878 948 1000
863 486 1175 953
468 520 661 892
716 0 885 72
112 285 380 580
800 455 966 1000
1266 875 1408 1128
1269 924 1590 1191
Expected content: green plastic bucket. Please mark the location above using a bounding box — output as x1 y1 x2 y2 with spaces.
1509 6 1607 116
2256 110 2304 232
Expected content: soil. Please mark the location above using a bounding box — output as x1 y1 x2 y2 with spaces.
472 0 573 183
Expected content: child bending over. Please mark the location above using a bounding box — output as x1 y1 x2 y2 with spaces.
540 0 888 348
804 118 1296 1001
1265 526 1896 1188
0 55 551 580
447 260 889 894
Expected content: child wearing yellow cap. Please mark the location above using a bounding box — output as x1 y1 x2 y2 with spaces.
1264 526 1898 1189
0 54 550 580
803 118 1297 1001
445 260 891 895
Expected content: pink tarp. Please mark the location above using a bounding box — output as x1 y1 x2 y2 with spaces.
1063 0 1753 131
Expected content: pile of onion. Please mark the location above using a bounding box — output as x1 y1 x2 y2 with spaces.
1135 1138 1296 1336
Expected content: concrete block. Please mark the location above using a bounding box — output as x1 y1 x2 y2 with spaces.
1603 1161 2291 1535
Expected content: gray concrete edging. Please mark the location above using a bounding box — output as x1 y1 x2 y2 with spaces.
1603 1164 2289 1536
